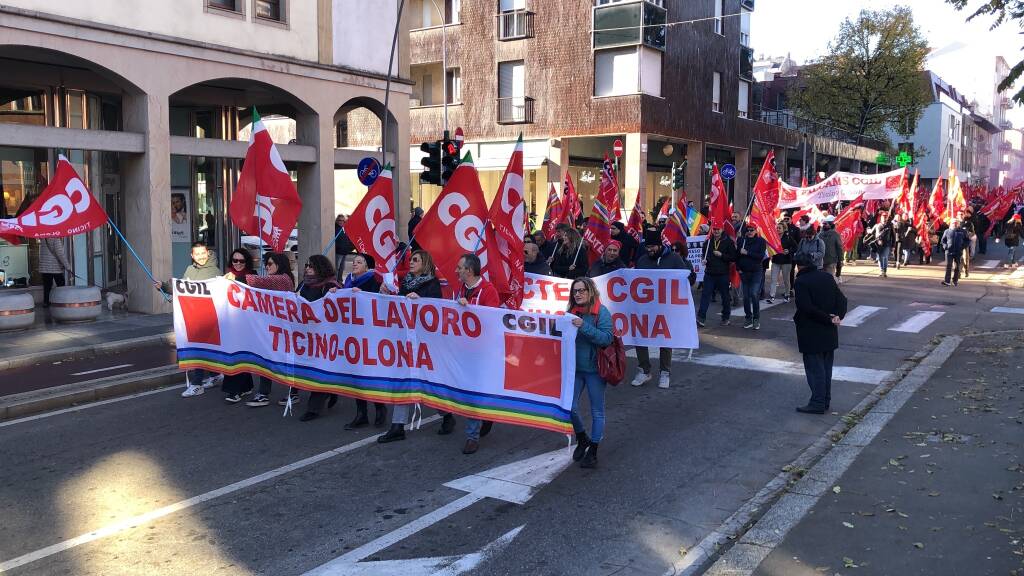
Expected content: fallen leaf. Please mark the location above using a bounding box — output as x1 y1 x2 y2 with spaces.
842 556 859 568
832 486 841 494
913 542 924 549
928 491 941 497
993 493 1004 501
843 521 855 528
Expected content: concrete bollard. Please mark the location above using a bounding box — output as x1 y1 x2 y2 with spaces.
49 285 102 323
0 292 35 331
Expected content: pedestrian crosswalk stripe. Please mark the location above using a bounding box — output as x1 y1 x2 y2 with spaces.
976 259 1001 269
888 311 944 333
624 350 891 385
840 305 887 327
991 306 1024 315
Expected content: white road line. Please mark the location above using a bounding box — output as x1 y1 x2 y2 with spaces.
70 364 134 377
0 415 440 573
887 311 945 333
0 384 186 429
991 306 1024 315
625 350 891 385
976 259 1001 269
840 305 886 327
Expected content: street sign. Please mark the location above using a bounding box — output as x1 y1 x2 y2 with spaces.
720 163 737 180
357 157 382 187
454 126 465 149
613 139 623 158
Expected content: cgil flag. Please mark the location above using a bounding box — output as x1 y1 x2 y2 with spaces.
661 198 688 248
946 159 966 223
563 170 582 224
541 183 563 241
708 163 732 231
344 166 400 276
626 187 645 244
0 155 109 239
748 151 784 254
229 109 302 252
582 155 617 263
488 135 526 309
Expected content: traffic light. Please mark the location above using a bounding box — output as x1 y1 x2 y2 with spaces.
441 137 460 185
671 161 685 190
419 140 441 186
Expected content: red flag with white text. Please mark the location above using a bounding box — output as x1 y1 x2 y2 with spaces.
661 198 688 248
749 151 784 254
708 163 732 230
0 155 109 238
229 110 302 252
344 167 400 275
563 171 582 224
626 187 645 244
927 178 945 222
541 183 563 241
488 135 526 309
582 155 616 263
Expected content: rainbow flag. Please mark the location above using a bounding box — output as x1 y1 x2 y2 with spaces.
686 207 707 236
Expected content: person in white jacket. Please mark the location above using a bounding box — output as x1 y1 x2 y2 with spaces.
38 237 71 307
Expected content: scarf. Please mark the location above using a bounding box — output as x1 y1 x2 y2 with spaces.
343 270 376 289
402 273 435 293
303 273 340 291
570 301 600 318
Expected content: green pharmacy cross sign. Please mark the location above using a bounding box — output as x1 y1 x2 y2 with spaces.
895 150 913 167
875 152 890 165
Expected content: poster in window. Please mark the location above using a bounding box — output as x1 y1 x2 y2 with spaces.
171 189 191 243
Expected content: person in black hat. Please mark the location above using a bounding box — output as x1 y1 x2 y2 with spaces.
696 223 737 329
792 252 847 414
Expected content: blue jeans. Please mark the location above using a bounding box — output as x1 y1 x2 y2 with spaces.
570 371 607 443
740 271 762 321
465 418 482 440
1008 246 1017 265
186 368 210 387
877 246 891 273
802 351 834 410
698 274 731 321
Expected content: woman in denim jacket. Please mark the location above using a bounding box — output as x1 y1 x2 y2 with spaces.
567 276 614 468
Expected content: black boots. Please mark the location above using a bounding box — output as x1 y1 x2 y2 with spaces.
580 443 599 468
374 403 387 427
573 432 590 462
345 407 368 430
377 423 405 443
437 413 456 435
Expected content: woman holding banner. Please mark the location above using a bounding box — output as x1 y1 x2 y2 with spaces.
567 276 614 469
298 255 344 422
221 248 257 400
341 253 389 429
241 253 298 406
378 250 443 443
551 226 587 279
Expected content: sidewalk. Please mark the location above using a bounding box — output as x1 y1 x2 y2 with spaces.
0 308 172 368
742 331 1024 575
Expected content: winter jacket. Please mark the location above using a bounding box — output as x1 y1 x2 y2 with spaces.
160 253 221 292
771 233 797 265
872 222 895 248
588 258 625 278
703 234 737 276
524 258 552 276
573 304 614 373
736 235 767 274
333 225 355 256
398 276 443 298
636 246 694 285
38 237 71 274
551 243 588 279
941 227 967 255
793 267 848 354
299 278 341 302
458 278 500 307
795 237 825 269
818 228 844 267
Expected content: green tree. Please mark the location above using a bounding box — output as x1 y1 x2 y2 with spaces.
788 7 931 144
946 0 1024 103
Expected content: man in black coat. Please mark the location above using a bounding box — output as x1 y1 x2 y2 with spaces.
588 240 626 277
736 222 768 330
696 224 737 328
792 253 848 414
631 230 691 389
524 242 551 275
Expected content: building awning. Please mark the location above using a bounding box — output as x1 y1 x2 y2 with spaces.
972 113 1001 135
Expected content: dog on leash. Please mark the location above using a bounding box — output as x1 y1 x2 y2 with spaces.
103 288 130 311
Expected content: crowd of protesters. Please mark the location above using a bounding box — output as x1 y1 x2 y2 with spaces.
157 196 1024 469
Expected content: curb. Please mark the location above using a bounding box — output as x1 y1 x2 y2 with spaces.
0 364 183 422
662 336 944 576
0 332 175 372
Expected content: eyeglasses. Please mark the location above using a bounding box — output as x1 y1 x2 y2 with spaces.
231 258 246 264
572 288 589 294
305 263 313 268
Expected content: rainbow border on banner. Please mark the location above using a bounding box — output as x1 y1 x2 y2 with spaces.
178 347 574 434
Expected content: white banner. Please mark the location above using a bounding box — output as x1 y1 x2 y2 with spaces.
686 235 707 283
173 277 578 434
779 168 907 209
521 269 699 349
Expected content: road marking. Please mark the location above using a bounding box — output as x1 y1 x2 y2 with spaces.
626 350 891 385
976 259 1001 269
0 415 440 573
70 364 134 377
888 311 944 333
0 384 186 429
991 306 1024 315
304 448 568 575
840 306 886 327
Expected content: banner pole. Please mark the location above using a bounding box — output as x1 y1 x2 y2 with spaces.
107 217 170 302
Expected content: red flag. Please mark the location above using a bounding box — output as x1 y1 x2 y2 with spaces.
947 159 966 223
416 152 491 295
582 155 616 263
606 159 622 223
657 197 670 220
981 184 1018 236
834 206 863 252
0 155 108 238
661 198 688 248
900 170 918 220
626 187 645 244
927 178 945 222
563 171 582 224
914 206 932 258
229 110 302 252
541 183 563 241
708 163 732 231
801 176 808 188
749 151 784 254
344 167 399 275
488 136 526 309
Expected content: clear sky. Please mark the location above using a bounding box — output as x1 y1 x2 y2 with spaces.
749 0 1023 126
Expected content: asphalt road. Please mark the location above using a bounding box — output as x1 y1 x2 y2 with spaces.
0 343 176 396
0 257 1020 576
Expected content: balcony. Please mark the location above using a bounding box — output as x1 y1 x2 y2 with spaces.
497 96 534 124
1000 141 1013 152
750 105 887 151
593 1 666 52
1001 96 1013 109
1001 120 1013 130
497 9 534 41
739 46 754 81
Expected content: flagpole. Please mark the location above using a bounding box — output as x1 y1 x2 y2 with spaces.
107 216 170 302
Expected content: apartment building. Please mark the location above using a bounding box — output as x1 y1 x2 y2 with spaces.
0 0 410 313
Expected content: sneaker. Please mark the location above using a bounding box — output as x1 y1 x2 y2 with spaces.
720 318 731 326
753 320 760 330
277 394 300 406
696 317 706 328
224 393 244 403
630 371 650 387
201 374 224 389
783 295 790 303
181 384 205 398
836 277 843 284
941 281 950 286
743 319 754 329
765 297 774 304
657 371 670 389
246 394 270 407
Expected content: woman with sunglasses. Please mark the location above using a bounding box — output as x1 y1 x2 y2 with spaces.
339 253 388 428
221 248 256 399
378 250 442 443
237 252 297 406
567 276 614 468
298 255 344 422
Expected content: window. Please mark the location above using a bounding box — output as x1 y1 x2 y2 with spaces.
446 68 461 104
593 1 666 51
500 0 525 10
712 72 721 112
596 0 664 5
498 60 525 100
254 0 283 21
595 48 638 96
208 0 241 12
738 80 749 118
740 10 751 46
714 0 724 35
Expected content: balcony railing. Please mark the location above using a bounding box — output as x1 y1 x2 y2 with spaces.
497 9 534 40
497 96 534 124
1001 97 1013 109
1000 141 1013 151
750 105 887 152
